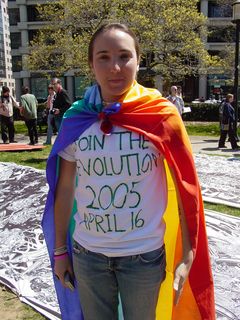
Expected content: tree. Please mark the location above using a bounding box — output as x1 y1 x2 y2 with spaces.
28 0 221 83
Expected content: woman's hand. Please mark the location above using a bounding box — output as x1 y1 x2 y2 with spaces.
173 254 193 305
54 255 74 288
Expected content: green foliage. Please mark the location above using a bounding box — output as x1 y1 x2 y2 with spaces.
182 103 221 121
28 0 221 82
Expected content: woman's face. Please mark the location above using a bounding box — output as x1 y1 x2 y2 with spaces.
90 29 139 102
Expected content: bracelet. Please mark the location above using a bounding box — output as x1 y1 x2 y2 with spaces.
54 249 68 256
54 252 68 260
54 245 68 255
54 245 67 251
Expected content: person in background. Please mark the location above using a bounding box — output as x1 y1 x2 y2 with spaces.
51 78 71 132
44 84 56 145
218 93 239 150
20 86 38 145
167 85 184 116
0 86 20 144
176 85 183 99
42 23 215 320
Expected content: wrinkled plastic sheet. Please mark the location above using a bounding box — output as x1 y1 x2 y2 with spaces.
195 154 240 209
0 157 239 320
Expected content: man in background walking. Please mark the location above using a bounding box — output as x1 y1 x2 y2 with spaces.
51 78 71 132
20 86 38 145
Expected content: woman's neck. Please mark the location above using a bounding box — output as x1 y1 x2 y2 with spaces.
102 100 117 108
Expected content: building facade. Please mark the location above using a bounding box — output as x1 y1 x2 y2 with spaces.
8 0 78 101
9 0 234 101
0 0 15 94
200 0 233 101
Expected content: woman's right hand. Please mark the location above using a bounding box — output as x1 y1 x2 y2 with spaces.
54 255 74 288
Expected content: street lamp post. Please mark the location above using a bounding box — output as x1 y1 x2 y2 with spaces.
233 1 240 138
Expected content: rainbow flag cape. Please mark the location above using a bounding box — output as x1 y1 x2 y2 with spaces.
42 82 215 320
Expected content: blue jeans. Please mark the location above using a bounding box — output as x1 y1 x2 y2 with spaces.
54 115 62 133
72 241 166 320
45 113 54 144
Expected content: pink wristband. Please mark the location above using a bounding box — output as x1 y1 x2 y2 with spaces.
54 252 68 260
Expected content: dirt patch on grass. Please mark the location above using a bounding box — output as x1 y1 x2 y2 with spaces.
0 285 46 320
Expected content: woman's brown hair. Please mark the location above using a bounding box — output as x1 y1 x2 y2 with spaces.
88 23 140 64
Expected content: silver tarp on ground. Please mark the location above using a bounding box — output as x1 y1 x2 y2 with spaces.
0 156 239 319
0 162 60 320
195 154 240 209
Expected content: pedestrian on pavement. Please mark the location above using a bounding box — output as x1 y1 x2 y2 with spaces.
20 86 38 145
0 86 20 144
42 23 215 320
44 84 56 145
218 93 239 150
167 85 184 116
51 78 71 132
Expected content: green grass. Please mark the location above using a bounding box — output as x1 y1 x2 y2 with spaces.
0 285 46 319
21 305 46 320
0 146 52 170
0 121 238 319
3 121 239 218
14 121 29 134
185 122 220 136
204 202 240 217
1 121 50 170
184 121 240 137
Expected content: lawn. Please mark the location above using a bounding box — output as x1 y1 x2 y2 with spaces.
0 145 51 170
204 202 240 217
0 121 239 318
184 121 240 137
2 121 222 172
1 121 239 217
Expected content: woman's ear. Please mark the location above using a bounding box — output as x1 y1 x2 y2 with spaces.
137 65 140 72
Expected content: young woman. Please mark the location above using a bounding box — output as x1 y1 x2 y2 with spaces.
43 24 215 320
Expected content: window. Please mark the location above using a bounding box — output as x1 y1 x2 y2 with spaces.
9 8 20 26
0 48 6 77
10 33 22 49
74 76 89 100
208 26 235 43
208 2 232 18
12 56 22 72
28 30 39 42
27 5 41 22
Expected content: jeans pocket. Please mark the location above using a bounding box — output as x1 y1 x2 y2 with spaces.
72 241 86 255
138 246 165 264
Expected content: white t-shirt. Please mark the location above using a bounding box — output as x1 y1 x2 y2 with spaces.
59 122 168 257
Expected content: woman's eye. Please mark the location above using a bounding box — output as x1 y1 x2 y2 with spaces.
99 55 109 60
120 54 130 60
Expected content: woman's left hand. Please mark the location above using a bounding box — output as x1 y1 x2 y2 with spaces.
173 255 193 305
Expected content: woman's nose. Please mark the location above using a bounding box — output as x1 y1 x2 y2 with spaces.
110 60 121 73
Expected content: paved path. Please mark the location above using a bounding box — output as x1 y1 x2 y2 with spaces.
190 136 240 157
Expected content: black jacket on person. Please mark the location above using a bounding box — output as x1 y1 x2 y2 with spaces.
221 101 235 125
53 88 71 118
